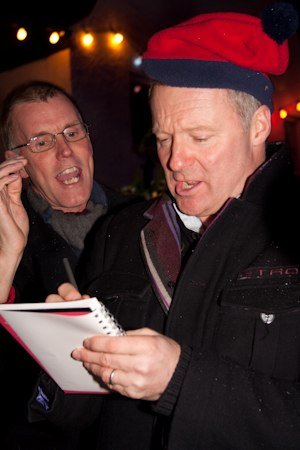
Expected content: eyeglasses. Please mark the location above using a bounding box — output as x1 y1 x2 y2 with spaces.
10 122 89 153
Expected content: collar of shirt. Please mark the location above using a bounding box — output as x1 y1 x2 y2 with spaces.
173 203 202 233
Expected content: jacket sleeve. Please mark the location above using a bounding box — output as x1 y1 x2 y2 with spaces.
28 371 104 430
153 345 192 416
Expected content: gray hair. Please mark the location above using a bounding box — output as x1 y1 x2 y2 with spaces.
226 89 262 131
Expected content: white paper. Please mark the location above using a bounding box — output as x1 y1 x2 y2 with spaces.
0 297 123 394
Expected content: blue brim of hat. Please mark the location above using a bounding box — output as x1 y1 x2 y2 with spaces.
142 59 274 111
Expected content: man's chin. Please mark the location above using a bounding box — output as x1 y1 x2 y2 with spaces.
175 199 200 217
53 196 89 213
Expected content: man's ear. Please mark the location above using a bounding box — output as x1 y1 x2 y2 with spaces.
5 149 17 161
4 150 29 179
251 105 272 146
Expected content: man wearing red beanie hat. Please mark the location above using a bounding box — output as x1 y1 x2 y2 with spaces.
2 3 300 450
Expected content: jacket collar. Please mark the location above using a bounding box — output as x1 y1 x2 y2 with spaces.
141 193 181 313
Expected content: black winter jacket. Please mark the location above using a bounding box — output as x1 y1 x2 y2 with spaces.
29 145 300 449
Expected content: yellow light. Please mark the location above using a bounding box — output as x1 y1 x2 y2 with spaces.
49 31 65 44
49 32 60 44
109 32 124 47
296 102 300 112
16 27 28 41
81 32 94 48
279 108 288 119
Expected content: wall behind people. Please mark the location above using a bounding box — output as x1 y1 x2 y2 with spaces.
0 50 72 106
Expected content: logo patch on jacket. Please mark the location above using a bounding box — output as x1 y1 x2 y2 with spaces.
238 266 300 280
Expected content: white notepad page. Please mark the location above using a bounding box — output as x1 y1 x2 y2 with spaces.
0 297 124 394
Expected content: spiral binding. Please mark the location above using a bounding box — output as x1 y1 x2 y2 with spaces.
93 300 125 336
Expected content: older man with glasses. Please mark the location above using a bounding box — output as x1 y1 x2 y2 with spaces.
0 80 128 450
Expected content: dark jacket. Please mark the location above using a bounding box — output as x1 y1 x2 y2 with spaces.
0 185 129 450
29 145 300 449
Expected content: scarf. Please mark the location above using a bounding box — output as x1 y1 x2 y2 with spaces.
27 182 107 254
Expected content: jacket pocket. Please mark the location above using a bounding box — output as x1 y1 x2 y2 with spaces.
216 284 300 381
87 271 155 331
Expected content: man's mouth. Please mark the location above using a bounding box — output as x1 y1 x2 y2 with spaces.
56 167 81 185
174 179 201 196
182 180 198 190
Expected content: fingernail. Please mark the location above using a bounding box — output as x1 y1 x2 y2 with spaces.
83 338 90 347
71 348 80 359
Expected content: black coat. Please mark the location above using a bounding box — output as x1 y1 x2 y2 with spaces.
0 186 129 450
29 145 300 449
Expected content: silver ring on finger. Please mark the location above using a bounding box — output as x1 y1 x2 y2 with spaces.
109 368 117 386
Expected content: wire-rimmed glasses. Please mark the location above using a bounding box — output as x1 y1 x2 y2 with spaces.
10 122 89 153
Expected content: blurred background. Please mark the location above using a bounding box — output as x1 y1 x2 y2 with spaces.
0 0 300 196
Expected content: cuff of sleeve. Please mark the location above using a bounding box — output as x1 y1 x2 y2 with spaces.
28 371 58 423
28 371 104 430
7 286 15 303
153 345 192 416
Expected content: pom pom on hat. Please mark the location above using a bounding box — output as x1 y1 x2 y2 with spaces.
142 2 299 110
262 2 299 44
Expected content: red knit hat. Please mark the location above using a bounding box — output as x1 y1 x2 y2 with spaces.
142 2 298 110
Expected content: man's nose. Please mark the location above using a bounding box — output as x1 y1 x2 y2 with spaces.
54 133 73 158
168 139 193 171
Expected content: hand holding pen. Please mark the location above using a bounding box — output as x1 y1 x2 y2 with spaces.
46 258 90 303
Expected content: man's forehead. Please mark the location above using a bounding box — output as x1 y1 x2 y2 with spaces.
151 85 229 109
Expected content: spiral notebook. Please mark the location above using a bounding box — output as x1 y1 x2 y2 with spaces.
0 297 124 394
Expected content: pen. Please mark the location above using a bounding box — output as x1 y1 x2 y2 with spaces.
62 258 79 291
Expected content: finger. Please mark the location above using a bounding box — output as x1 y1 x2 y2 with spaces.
72 340 151 376
0 158 27 174
0 160 27 191
0 173 20 191
99 367 130 389
83 363 149 399
45 283 87 303
5 174 23 198
57 282 82 300
45 294 65 303
82 335 132 354
79 357 131 389
126 328 158 336
83 331 159 355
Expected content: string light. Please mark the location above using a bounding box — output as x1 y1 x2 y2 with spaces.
279 108 288 119
49 31 65 45
276 100 300 119
108 32 124 48
81 32 94 48
16 27 28 41
14 27 129 54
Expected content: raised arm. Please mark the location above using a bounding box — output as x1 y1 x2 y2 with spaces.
0 157 29 303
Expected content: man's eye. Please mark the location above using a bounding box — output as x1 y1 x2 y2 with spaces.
37 140 47 147
193 136 205 141
192 135 210 142
157 137 169 145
